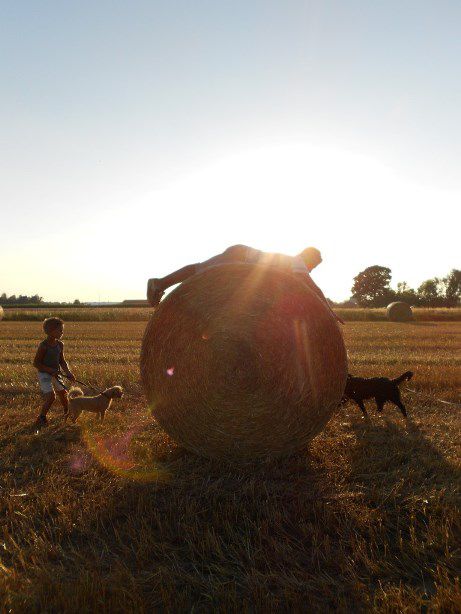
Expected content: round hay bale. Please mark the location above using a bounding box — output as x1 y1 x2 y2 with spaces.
141 263 347 461
0 306 3 321
386 301 413 322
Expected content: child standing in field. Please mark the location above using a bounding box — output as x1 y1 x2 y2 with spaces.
33 317 75 428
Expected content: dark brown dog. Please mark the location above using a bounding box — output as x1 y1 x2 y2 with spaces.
342 371 413 417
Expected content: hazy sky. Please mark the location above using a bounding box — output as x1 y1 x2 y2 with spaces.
1 1 460 302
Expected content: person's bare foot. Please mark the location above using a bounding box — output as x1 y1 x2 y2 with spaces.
147 279 165 307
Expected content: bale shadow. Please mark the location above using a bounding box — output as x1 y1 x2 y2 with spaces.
346 416 460 599
349 416 460 497
1 420 82 489
8 437 375 612
6 415 460 612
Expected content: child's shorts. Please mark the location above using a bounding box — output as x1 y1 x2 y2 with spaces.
38 373 65 394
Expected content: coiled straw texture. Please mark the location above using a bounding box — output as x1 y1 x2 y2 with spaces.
141 264 347 461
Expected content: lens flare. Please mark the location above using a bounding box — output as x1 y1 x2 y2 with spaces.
292 318 318 405
79 417 171 483
69 451 90 475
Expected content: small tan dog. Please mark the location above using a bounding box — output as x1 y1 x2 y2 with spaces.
67 386 123 423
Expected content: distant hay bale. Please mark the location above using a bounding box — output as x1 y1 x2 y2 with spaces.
140 264 347 461
386 301 413 322
0 306 3 321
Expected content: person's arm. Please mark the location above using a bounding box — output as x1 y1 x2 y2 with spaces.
33 344 57 374
59 344 75 380
148 246 250 305
296 273 345 324
147 263 199 305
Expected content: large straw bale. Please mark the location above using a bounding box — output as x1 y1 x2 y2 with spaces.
0 306 3 321
387 301 413 322
141 264 347 461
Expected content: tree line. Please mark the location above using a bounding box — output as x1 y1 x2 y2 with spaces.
0 293 44 305
349 267 461 308
2 267 460 309
0 294 82 306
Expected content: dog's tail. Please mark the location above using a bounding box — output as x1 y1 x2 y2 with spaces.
68 386 84 399
393 371 413 385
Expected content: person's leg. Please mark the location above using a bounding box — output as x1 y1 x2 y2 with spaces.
36 373 55 426
40 392 55 416
36 391 55 426
56 389 69 419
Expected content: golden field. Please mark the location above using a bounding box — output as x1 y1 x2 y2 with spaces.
0 318 460 612
2 306 461 322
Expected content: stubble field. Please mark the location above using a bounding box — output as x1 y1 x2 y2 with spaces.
0 318 460 612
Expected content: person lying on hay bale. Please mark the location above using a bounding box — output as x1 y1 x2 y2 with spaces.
147 244 344 324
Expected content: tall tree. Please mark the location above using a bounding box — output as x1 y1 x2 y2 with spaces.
396 281 419 306
417 278 442 306
351 266 394 307
443 269 461 306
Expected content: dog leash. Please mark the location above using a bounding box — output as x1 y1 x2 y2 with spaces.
55 373 70 391
404 386 461 409
58 372 107 396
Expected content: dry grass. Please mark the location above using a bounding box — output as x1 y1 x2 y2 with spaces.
2 306 461 322
0 319 460 612
2 307 150 322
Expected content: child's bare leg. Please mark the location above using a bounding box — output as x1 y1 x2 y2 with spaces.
40 392 55 416
56 390 69 420
36 391 55 425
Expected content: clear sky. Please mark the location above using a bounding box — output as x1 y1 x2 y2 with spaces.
1 1 460 302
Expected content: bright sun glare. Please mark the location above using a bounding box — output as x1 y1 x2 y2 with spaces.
104 143 430 301
35 143 458 303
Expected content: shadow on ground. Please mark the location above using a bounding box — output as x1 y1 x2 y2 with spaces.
2 411 459 612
